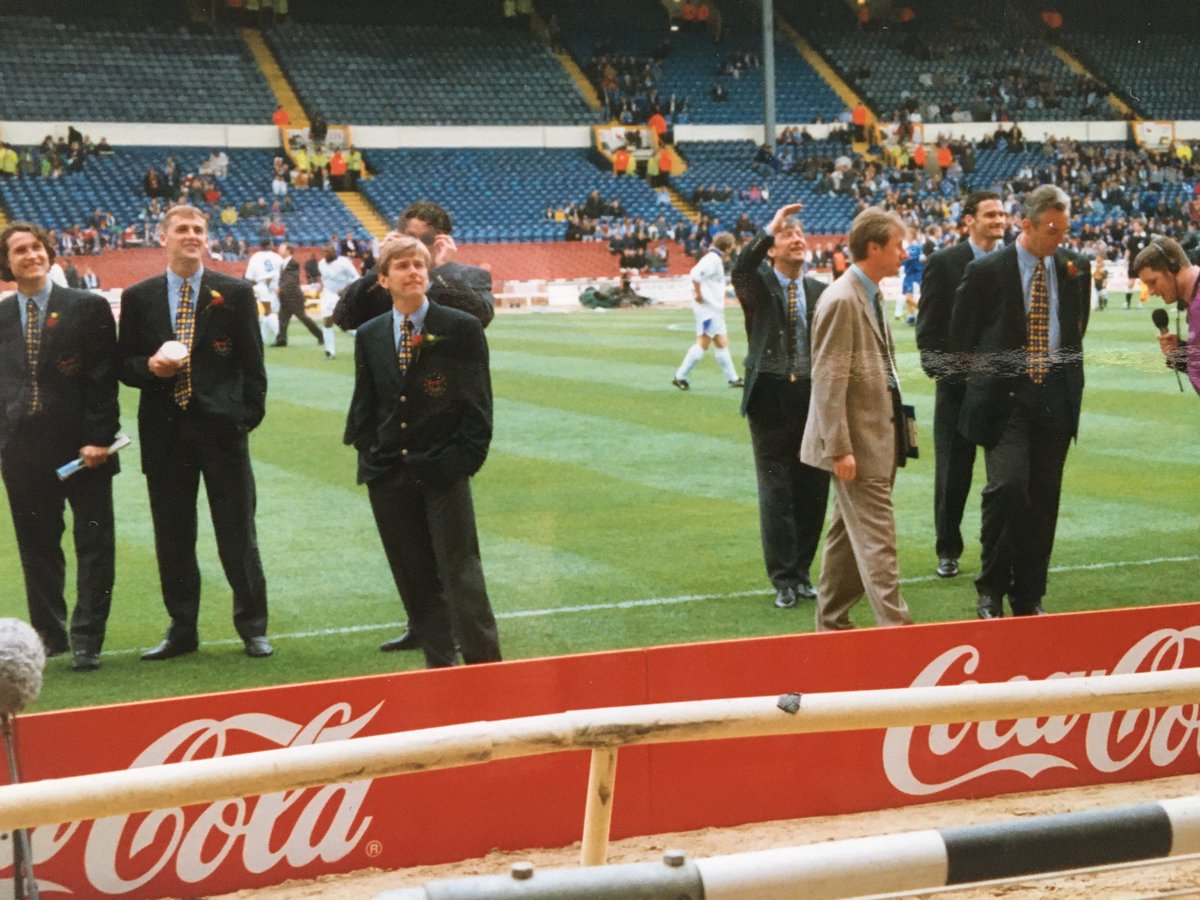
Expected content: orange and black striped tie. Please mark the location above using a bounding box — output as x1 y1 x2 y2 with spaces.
173 281 195 407
1027 261 1050 384
25 298 41 414
397 316 413 374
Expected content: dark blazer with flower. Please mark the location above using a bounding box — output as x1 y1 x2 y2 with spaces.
344 300 492 486
949 243 1090 448
0 283 120 468
117 269 265 472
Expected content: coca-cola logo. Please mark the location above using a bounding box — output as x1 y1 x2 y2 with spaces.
2 701 382 895
883 627 1200 796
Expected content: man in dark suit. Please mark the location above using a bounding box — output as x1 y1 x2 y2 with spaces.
731 203 830 609
915 190 1006 580
334 201 494 331
949 185 1090 618
0 222 119 671
271 242 322 348
117 205 273 659
344 235 501 668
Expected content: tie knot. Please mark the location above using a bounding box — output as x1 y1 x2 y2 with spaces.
180 281 192 301
402 316 413 333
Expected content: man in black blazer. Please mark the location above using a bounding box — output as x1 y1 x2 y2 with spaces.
333 201 494 331
344 235 501 668
731 203 830 609
117 205 273 660
0 222 119 671
272 242 322 348
915 190 1006 580
949 185 1090 618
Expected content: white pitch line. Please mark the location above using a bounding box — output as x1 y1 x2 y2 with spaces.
98 555 1199 657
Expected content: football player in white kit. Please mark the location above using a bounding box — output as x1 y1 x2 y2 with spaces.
673 232 742 389
316 244 359 359
244 238 283 344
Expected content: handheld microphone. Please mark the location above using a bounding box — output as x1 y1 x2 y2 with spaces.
1151 307 1185 392
1152 307 1170 335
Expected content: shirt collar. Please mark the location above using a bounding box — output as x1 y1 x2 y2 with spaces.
850 264 880 299
393 298 430 334
167 266 205 297
17 280 52 307
1015 238 1053 269
967 238 997 259
772 266 804 292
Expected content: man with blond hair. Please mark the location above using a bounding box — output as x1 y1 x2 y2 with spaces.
801 207 913 630
344 235 501 668
118 204 272 660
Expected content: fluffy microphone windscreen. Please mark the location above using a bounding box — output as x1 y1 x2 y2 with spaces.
0 619 45 715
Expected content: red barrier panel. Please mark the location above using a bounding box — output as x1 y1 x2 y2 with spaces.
3 603 1199 896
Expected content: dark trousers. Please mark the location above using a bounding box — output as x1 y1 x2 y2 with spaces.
932 380 977 559
367 467 501 669
976 374 1073 610
145 414 268 644
2 427 114 655
277 298 322 345
746 376 831 590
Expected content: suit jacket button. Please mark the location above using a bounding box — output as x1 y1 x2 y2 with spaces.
401 448 408 456
399 395 407 403
1008 392 1015 398
400 422 407 429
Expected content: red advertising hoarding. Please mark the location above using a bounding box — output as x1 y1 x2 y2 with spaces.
3 603 1199 896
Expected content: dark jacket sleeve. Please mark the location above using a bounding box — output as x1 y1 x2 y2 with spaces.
333 269 391 332
228 278 267 432
915 249 956 379
428 261 495 328
730 229 775 333
79 293 120 448
116 285 160 389
343 325 378 451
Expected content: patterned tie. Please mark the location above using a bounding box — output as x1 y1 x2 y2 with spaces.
786 279 800 328
397 316 413 375
25 298 42 414
1028 261 1050 384
173 280 195 408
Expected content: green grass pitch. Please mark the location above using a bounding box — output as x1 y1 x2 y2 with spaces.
2 305 1197 712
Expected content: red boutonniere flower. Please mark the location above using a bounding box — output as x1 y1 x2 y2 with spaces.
45 311 61 329
209 290 225 307
1066 261 1079 277
412 332 440 349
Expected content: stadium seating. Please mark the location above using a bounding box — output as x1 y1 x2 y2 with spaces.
0 148 370 247
0 16 276 123
359 147 678 242
262 22 595 126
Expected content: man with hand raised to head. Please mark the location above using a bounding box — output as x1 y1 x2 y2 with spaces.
0 222 119 671
731 203 831 611
344 235 501 669
117 204 272 661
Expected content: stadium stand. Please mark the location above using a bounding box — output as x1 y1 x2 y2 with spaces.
793 0 1116 124
0 16 276 123
262 22 595 126
0 147 371 248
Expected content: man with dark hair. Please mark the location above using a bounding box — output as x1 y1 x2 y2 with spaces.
801 207 913 631
731 204 830 610
950 185 1090 619
118 205 273 660
915 189 1005 579
334 201 494 330
0 222 120 670
272 242 323 348
344 235 501 668
1132 235 1200 396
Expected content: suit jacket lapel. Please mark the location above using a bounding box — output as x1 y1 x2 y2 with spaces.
1003 246 1027 341
0 295 23 379
373 312 404 391
851 274 886 350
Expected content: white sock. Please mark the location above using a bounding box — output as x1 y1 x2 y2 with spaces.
676 344 705 380
264 313 279 340
323 326 336 356
714 346 738 381
894 295 906 318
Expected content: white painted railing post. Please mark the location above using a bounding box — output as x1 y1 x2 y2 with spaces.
580 747 619 866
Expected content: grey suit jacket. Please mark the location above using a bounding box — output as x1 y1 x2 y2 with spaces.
800 270 898 478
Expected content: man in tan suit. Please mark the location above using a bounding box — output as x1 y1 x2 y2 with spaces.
801 207 913 630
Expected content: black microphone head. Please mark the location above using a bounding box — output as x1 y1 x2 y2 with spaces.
1152 308 1170 329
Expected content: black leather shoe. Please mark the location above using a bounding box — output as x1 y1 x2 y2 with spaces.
271 340 287 347
380 630 422 652
72 652 100 671
1011 602 1046 617
671 377 689 391
773 587 798 609
795 578 817 600
976 594 1003 619
936 558 960 578
244 636 274 658
141 639 198 661
728 377 745 388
